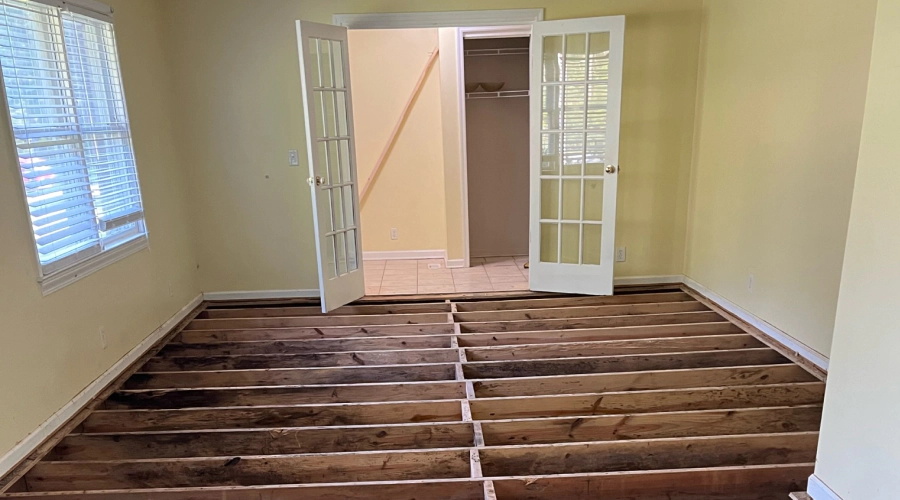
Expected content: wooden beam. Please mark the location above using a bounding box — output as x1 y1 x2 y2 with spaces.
469 383 825 420
125 363 458 389
161 335 453 356
453 301 709 323
201 302 451 319
455 292 694 312
463 348 788 379
458 311 725 333
175 323 455 343
456 322 744 347
473 364 819 397
464 334 765 361
184 312 451 330
360 47 440 202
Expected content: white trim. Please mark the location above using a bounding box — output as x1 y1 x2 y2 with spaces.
363 250 448 261
683 276 830 372
40 236 149 296
333 9 543 29
203 289 320 301
446 258 466 269
614 275 684 286
461 25 533 39
0 293 202 482
808 474 842 500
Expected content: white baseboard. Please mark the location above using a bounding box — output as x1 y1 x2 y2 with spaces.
614 275 684 286
0 293 203 482
203 289 320 301
683 276 829 372
363 250 447 261
808 474 842 500
446 258 466 269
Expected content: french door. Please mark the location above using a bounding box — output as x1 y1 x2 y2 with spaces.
296 21 365 312
528 16 625 295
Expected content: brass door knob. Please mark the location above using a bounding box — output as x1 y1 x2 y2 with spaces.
605 165 617 174
307 176 325 186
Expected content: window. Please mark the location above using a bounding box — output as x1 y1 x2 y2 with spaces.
0 0 146 293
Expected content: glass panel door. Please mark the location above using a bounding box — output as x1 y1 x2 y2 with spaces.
297 21 364 312
529 16 624 295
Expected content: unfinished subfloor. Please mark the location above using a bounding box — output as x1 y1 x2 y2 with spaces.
0 286 825 499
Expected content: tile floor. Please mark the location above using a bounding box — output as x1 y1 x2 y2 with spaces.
364 255 529 295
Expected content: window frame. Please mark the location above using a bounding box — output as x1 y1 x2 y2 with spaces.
0 0 149 295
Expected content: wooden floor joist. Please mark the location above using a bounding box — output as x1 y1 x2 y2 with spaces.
0 288 825 498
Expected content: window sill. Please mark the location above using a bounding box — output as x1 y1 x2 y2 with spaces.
39 236 149 296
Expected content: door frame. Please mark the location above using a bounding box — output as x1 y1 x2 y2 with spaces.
333 9 542 269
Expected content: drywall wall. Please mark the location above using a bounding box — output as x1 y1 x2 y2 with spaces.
683 0 877 357
464 37 530 258
814 0 900 496
348 29 448 254
0 0 197 461
162 0 704 292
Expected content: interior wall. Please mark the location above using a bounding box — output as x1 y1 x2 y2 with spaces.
464 38 530 258
162 0 705 292
347 29 448 255
814 0 900 496
684 0 877 357
0 0 197 461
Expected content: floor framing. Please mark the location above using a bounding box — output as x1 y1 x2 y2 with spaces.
0 285 824 499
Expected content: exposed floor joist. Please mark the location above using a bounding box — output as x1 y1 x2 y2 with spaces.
0 287 823 498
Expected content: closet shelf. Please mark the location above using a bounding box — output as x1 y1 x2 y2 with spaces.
466 89 530 100
464 47 528 57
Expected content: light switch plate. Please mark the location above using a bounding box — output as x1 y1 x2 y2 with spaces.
288 150 300 166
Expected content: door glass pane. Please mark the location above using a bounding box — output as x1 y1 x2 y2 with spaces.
562 133 584 175
346 229 358 271
561 179 581 220
584 179 604 221
541 85 561 131
327 141 340 185
587 84 607 130
324 91 337 137
330 187 344 231
313 91 325 137
562 84 585 129
335 92 348 137
343 185 355 227
540 223 559 263
315 141 329 178
560 223 580 264
542 35 563 82
564 34 586 81
308 39 321 87
318 39 333 88
335 230 347 276
583 224 602 265
541 179 559 219
325 235 337 279
339 139 351 183
588 32 610 81
585 132 606 175
331 40 345 88
541 133 560 174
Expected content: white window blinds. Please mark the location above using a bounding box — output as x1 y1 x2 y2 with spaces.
0 0 145 280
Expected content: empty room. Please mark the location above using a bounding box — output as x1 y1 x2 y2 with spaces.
0 0 896 499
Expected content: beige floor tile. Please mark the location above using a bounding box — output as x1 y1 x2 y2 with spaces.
418 277 455 286
453 277 493 285
384 259 418 266
489 274 528 283
381 279 418 288
454 283 494 293
495 282 530 291
483 256 518 267
486 267 526 276
365 260 387 267
417 284 456 294
379 286 417 295
365 286 381 295
382 269 417 278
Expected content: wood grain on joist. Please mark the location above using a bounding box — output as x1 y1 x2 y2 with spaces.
480 432 818 476
464 348 788 379
25 448 473 491
473 364 819 397
480 405 823 445
464 334 765 361
143 347 459 371
184 312 450 330
50 422 475 460
85 398 466 433
490 463 814 500
161 335 453 356
126 363 458 389
200 302 451 319
454 291 694 312
456 321 744 347
459 311 725 333
470 382 826 420
453 300 709 322
176 322 455 343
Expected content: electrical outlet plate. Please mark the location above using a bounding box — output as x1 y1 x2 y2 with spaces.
615 247 627 262
288 149 300 166
390 228 399 240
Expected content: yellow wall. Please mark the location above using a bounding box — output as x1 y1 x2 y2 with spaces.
814 0 900 496
162 0 705 291
348 29 448 254
684 0 877 356
0 0 198 459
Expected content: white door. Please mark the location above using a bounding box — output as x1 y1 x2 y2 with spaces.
296 21 365 312
529 16 625 295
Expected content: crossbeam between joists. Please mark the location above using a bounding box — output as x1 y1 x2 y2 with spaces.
448 300 497 500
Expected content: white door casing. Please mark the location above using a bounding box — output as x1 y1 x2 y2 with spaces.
528 16 625 295
296 21 365 312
